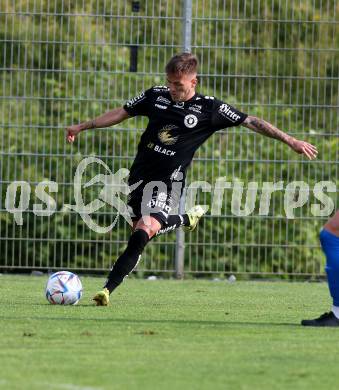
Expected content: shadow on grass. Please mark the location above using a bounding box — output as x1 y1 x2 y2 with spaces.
0 315 299 327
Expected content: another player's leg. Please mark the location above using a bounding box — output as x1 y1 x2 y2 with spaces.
301 211 339 327
93 216 161 306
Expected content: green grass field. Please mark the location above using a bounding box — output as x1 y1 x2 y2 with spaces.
1 275 338 390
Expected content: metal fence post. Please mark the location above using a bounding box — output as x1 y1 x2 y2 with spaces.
174 0 192 279
182 0 192 52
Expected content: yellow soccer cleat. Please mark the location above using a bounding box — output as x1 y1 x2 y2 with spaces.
93 288 110 306
182 205 208 232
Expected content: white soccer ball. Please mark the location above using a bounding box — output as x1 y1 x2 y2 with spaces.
46 271 83 305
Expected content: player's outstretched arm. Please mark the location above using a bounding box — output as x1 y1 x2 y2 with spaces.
65 107 130 143
242 115 318 160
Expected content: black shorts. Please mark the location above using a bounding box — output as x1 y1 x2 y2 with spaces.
127 180 184 225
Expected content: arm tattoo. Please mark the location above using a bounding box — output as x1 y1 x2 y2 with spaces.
244 116 292 146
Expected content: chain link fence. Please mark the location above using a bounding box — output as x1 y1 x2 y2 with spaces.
0 0 338 277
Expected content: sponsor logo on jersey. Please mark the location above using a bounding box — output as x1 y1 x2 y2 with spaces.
157 192 167 202
188 104 202 113
147 141 176 156
204 96 215 100
147 198 172 214
154 145 176 156
153 85 169 92
156 224 177 236
158 125 179 145
218 103 241 123
184 114 198 128
156 96 171 105
126 91 146 107
173 101 185 109
155 103 167 110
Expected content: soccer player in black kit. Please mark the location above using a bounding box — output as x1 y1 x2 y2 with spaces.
66 53 318 306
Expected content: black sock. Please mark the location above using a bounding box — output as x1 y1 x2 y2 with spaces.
182 214 189 226
104 229 149 293
155 214 190 237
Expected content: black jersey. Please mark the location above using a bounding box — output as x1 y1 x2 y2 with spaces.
123 86 247 185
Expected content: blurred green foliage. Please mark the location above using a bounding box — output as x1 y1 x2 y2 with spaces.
0 1 338 276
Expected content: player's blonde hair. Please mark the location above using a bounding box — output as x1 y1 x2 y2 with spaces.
165 53 198 75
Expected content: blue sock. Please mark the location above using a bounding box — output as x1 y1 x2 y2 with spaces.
319 229 339 306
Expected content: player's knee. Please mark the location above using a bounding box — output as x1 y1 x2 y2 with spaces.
134 217 162 238
128 229 150 252
134 225 155 238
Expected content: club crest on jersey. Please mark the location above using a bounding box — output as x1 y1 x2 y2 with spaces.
184 114 198 128
158 125 179 145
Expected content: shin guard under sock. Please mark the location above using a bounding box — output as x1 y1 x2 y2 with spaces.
104 229 149 293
